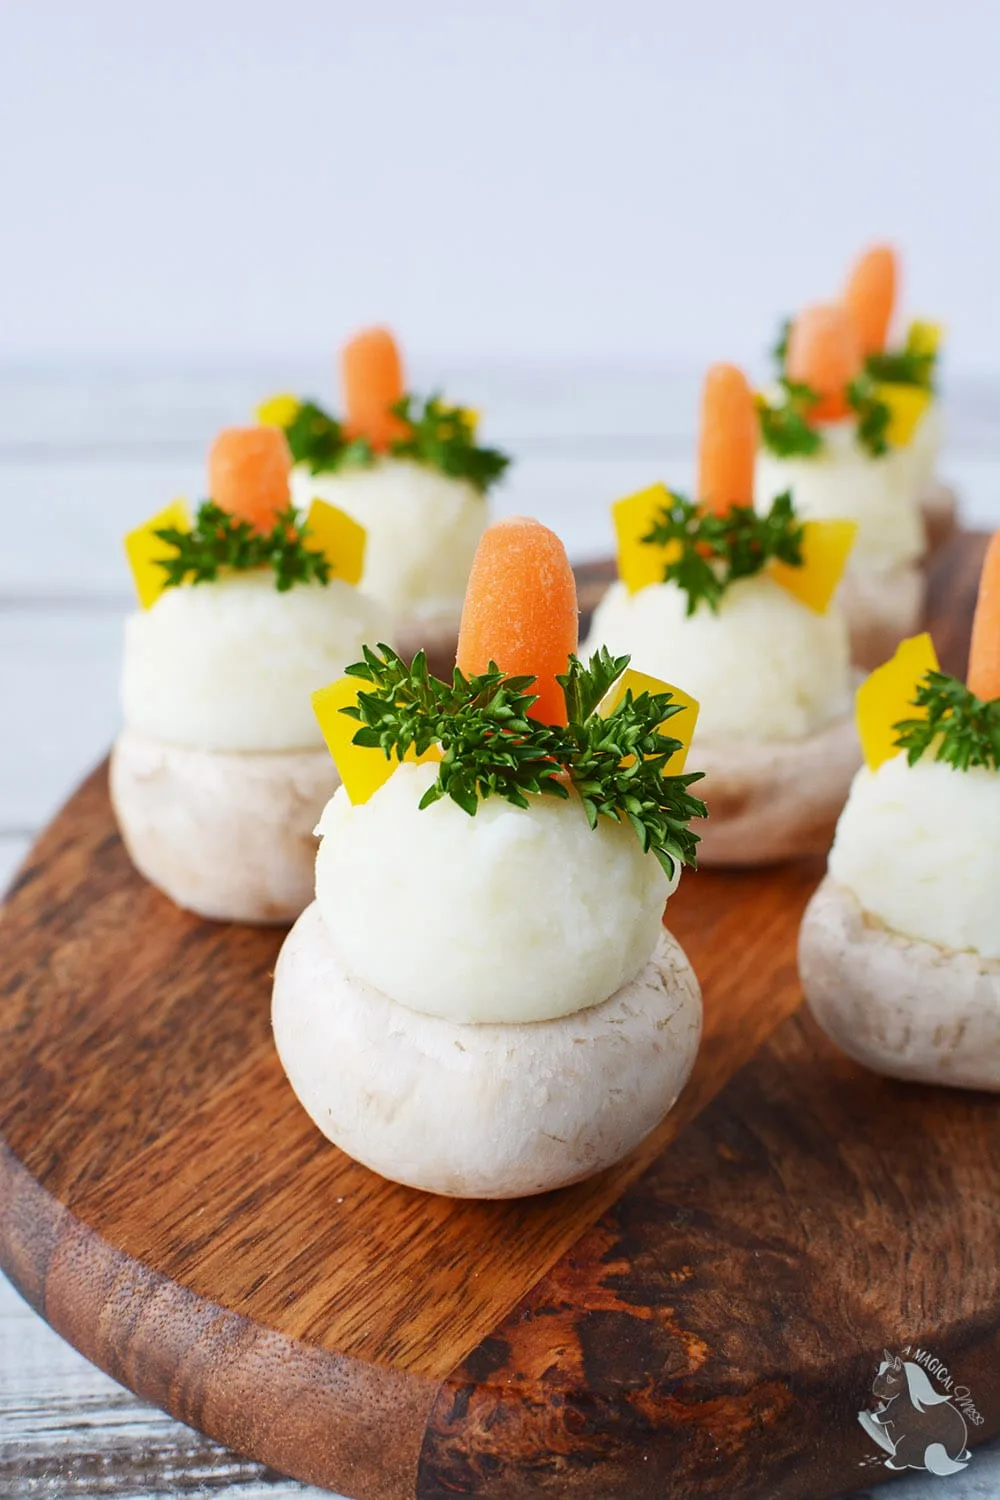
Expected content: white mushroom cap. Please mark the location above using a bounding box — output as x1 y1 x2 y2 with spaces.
122 571 389 752
314 762 674 1025
907 398 945 494
290 458 487 633
836 564 926 673
110 728 338 924
800 876 1000 1091
693 708 861 867
585 573 852 742
272 901 702 1198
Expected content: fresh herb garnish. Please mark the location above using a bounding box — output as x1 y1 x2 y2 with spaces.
342 644 706 876
846 374 892 457
866 320 939 393
279 391 509 493
757 379 824 458
758 372 890 459
154 502 331 593
866 349 935 389
894 671 1000 773
771 316 792 372
640 490 804 616
389 394 509 492
283 401 375 473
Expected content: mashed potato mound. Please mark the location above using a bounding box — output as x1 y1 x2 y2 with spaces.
290 458 487 626
122 571 387 752
585 573 851 742
755 420 924 573
314 761 674 1024
829 753 1000 957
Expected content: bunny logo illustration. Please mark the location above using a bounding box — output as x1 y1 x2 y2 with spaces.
859 1350 972 1476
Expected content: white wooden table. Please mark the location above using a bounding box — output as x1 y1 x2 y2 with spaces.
2 361 1000 1498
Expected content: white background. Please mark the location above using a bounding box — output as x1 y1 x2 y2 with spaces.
1 0 998 372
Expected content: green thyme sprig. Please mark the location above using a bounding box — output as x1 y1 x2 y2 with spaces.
894 671 1000 773
640 490 804 617
866 349 935 389
154 501 331 592
774 315 940 394
846 373 892 457
389 394 509 492
283 401 374 473
867 320 939 393
758 372 890 459
342 644 706 875
555 653 705 873
756 378 824 458
771 317 793 373
284 392 509 493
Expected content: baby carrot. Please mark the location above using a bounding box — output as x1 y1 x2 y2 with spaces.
697 363 757 515
786 304 862 423
968 531 1000 701
341 326 406 450
208 426 292 532
844 244 897 357
456 517 579 725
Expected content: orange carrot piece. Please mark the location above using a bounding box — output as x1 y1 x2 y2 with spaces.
844 244 897 357
786 304 863 423
456 517 579 725
341 326 406 450
697 363 757 515
968 531 1000 701
208 426 292 532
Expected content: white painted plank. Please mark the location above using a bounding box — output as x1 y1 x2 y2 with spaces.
0 361 703 452
0 837 28 894
3 450 1000 603
1 363 997 454
0 451 637 598
0 608 122 832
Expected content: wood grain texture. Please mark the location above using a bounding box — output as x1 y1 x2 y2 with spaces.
0 532 995 1499
418 1007 1000 1498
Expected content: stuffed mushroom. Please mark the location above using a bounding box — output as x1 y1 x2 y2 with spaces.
756 301 926 670
257 328 509 674
272 516 706 1198
842 244 956 551
111 425 388 924
800 536 1000 1090
585 364 861 867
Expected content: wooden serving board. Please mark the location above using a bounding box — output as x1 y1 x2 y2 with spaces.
1 533 998 1500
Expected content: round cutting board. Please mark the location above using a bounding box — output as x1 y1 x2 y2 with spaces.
1 536 998 1500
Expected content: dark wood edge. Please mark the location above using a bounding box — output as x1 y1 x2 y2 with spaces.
0 1139 437 1499
413 1008 1000 1499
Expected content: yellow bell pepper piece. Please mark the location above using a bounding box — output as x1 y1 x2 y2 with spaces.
123 499 191 610
856 632 940 772
613 484 679 595
906 320 943 359
303 500 366 586
770 519 857 615
451 404 479 436
598 668 699 775
873 382 932 448
312 676 441 804
256 392 301 429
